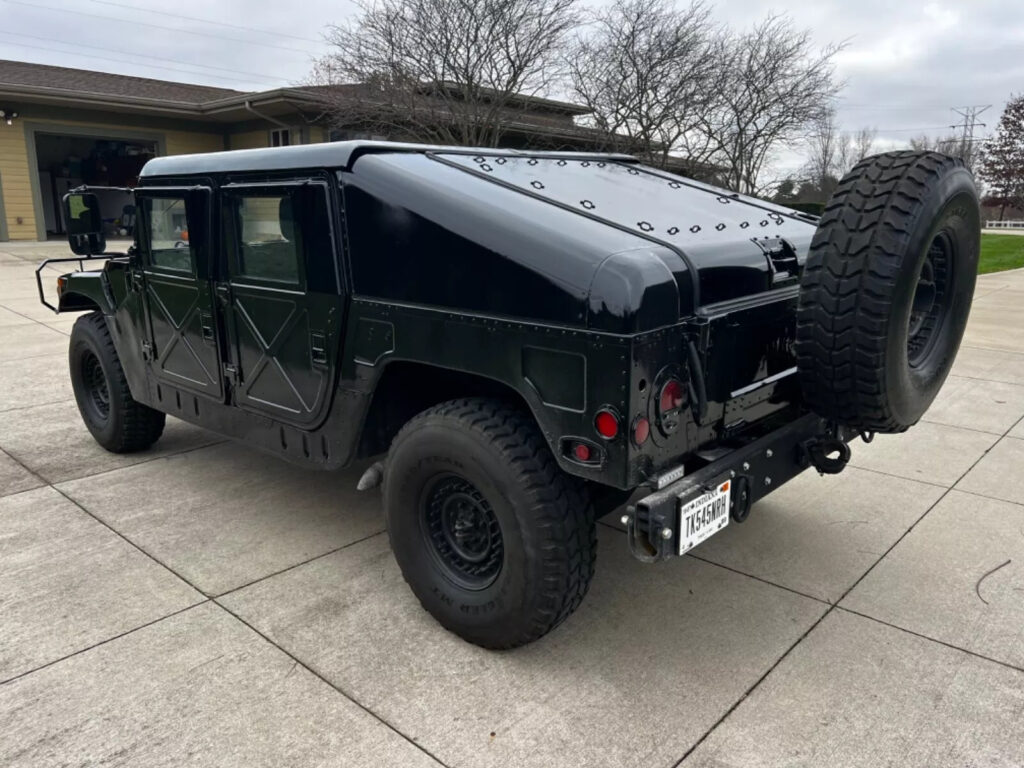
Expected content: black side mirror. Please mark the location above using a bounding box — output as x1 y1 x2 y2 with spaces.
63 192 106 256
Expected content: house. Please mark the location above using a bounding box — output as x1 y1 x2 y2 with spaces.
0 60 599 242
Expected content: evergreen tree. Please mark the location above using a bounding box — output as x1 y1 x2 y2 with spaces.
979 96 1024 220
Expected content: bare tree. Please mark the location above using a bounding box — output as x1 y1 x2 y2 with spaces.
835 125 877 174
310 0 580 147
805 108 840 198
700 15 843 194
852 126 877 162
565 0 722 169
909 131 980 170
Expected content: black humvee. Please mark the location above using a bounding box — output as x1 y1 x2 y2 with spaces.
40 142 979 648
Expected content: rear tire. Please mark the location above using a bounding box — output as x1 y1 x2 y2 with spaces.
795 151 980 433
384 398 596 649
70 311 166 452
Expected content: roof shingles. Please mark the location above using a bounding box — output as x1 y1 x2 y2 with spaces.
0 59 242 104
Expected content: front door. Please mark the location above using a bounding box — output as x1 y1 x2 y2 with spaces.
136 187 224 401
219 181 340 428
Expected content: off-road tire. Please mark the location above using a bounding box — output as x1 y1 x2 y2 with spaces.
384 398 596 649
795 151 980 433
69 311 166 452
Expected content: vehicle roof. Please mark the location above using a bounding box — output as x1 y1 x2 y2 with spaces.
139 140 637 178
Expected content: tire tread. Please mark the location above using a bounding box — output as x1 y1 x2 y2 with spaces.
72 311 165 452
390 397 596 649
795 150 963 432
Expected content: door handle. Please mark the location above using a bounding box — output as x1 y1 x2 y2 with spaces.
310 331 328 366
200 311 215 345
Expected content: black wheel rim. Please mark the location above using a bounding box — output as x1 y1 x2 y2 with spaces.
80 350 111 422
908 231 953 368
421 474 503 590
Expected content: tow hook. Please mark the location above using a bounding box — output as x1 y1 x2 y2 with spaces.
621 507 664 564
801 436 851 475
356 461 385 491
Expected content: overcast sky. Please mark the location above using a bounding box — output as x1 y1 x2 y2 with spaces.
2 0 1021 177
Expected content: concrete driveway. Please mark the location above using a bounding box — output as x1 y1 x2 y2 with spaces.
2 241 1024 767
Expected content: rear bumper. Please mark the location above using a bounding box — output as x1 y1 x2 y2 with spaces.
623 413 855 562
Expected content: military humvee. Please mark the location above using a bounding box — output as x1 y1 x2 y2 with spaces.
39 142 979 648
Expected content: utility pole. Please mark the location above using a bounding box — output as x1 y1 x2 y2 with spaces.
950 105 991 170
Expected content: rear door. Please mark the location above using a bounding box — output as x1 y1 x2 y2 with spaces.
136 187 225 401
219 180 341 428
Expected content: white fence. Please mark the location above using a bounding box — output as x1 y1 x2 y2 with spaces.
986 220 1024 229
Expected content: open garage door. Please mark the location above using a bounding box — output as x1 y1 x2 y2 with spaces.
34 132 157 237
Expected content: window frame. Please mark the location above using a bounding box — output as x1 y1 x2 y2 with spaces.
269 128 294 147
221 182 313 291
135 186 213 277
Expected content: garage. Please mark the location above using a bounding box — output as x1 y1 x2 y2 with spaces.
32 131 157 237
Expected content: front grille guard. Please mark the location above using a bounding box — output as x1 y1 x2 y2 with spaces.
35 255 114 313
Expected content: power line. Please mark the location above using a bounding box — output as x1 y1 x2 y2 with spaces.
87 0 324 45
0 40 274 88
842 125 969 134
0 29 283 83
1 0 316 55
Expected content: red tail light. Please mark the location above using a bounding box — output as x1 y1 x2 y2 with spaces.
659 378 685 413
594 409 619 439
632 416 650 446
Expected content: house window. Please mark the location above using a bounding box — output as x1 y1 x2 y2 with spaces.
270 128 292 147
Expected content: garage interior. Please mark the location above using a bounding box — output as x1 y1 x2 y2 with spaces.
34 132 155 237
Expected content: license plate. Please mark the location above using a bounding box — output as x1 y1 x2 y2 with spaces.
678 480 731 555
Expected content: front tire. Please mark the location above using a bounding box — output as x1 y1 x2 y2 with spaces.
384 398 596 649
70 311 166 453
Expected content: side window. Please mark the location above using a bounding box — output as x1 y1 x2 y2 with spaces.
143 197 192 273
234 195 301 284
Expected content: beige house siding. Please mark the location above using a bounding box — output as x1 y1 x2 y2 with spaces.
228 126 330 151
0 104 334 241
229 130 270 150
1 113 226 240
165 129 226 156
0 123 36 240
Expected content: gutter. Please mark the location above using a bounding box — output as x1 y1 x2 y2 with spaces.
244 99 290 128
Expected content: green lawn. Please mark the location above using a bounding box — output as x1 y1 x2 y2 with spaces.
979 233 1024 274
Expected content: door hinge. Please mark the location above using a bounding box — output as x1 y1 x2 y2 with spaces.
141 340 153 362
223 362 239 384
130 270 144 293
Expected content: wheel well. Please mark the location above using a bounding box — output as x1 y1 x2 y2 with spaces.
356 361 534 459
58 292 102 312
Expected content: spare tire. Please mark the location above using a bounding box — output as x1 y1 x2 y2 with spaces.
795 151 980 433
